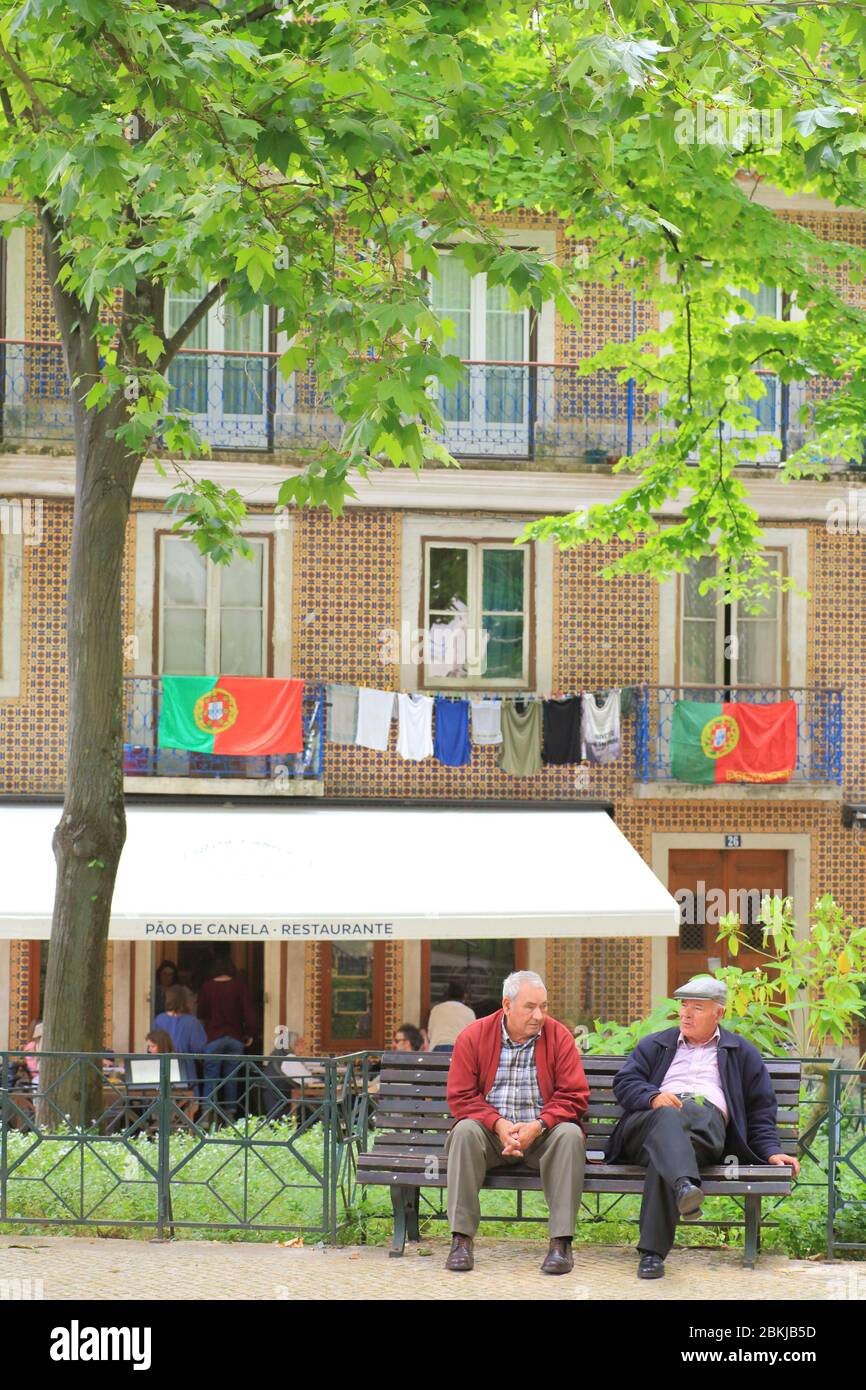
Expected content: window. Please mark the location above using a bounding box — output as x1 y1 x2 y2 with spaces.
423 940 527 1023
679 549 785 689
422 539 532 688
166 282 269 446
320 943 385 1050
732 285 782 436
431 253 530 454
159 534 270 675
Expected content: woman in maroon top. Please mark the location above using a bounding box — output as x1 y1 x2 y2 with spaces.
198 955 256 1118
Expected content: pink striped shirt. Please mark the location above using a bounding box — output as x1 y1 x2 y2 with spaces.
658 1028 728 1120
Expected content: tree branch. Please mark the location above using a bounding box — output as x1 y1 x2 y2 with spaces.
158 279 228 371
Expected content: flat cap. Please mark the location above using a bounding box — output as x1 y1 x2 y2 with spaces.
673 975 727 1004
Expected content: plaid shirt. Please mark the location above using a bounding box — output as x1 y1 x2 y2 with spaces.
484 1017 544 1123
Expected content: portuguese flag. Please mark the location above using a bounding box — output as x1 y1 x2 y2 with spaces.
670 700 797 784
158 676 303 755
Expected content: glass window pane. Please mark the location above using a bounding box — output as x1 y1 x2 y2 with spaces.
484 366 526 425
220 546 264 608
168 355 209 415
167 282 209 413
428 547 468 611
740 285 778 318
682 619 717 685
429 939 515 1018
221 303 266 417
682 556 717 618
735 620 778 685
164 540 207 606
482 549 524 612
482 614 524 679
219 610 263 675
330 943 373 1040
163 609 207 674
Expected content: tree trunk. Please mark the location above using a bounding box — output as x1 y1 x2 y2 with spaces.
39 410 139 1127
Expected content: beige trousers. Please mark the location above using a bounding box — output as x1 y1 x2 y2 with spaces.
444 1118 586 1238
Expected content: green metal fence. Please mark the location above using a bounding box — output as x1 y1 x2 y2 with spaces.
826 1065 866 1258
0 1049 370 1242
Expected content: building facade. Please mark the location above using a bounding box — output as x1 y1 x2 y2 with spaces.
1 187 864 1056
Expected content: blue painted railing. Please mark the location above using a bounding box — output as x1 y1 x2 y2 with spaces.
122 677 324 782
0 340 655 460
634 685 844 784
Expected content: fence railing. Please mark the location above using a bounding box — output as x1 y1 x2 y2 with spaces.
634 685 844 784
0 339 659 460
0 1048 368 1241
826 1065 866 1258
122 676 324 783
2 338 859 468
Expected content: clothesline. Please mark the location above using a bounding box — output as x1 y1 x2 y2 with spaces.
319 685 639 704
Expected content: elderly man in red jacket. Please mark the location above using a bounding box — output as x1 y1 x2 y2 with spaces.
444 969 588 1275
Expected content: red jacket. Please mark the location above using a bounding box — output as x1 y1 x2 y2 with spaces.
447 1010 589 1134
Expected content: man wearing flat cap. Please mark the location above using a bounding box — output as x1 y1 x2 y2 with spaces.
606 975 800 1280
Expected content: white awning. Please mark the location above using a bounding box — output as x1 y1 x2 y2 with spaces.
0 804 680 941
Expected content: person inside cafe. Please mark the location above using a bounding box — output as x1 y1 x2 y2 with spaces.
393 1024 426 1052
426 979 475 1054
145 1029 175 1056
153 985 208 1087
197 953 256 1117
607 975 801 1280
444 970 588 1276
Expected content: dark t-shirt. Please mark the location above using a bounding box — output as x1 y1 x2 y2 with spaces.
542 696 583 765
197 977 255 1043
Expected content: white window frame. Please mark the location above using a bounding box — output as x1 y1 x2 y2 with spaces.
677 547 787 690
399 515 553 695
433 253 531 456
422 538 532 689
725 284 784 451
428 230 556 459
158 533 271 676
165 287 270 448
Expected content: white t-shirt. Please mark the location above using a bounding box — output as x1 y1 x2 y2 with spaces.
356 689 395 751
427 1000 476 1048
470 698 503 746
396 693 434 760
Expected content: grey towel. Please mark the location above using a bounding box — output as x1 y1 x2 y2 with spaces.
326 684 359 745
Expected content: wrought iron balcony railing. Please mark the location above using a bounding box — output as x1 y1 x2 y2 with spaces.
634 685 844 785
0 339 655 460
122 676 324 782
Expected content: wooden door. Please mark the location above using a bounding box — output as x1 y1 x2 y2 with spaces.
668 849 788 994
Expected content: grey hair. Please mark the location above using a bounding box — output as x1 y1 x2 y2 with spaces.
502 970 546 1002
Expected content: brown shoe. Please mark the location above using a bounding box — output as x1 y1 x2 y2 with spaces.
445 1233 474 1272
540 1236 574 1275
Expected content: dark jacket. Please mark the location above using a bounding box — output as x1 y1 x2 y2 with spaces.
606 1026 782 1165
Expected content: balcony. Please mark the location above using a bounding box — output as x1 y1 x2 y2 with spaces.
634 685 844 796
122 677 324 796
0 339 653 463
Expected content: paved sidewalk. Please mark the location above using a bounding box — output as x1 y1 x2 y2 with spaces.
0 1236 862 1300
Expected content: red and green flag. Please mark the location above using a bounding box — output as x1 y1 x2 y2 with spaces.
670 700 797 784
158 676 304 755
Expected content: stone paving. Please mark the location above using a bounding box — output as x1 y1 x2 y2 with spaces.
0 1235 862 1300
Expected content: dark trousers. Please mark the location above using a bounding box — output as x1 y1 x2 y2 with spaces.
619 1099 727 1258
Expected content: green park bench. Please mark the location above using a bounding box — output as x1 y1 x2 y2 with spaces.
356 1050 800 1267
